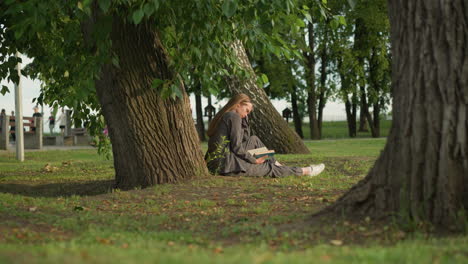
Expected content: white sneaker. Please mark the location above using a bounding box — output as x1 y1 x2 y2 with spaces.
309 163 325 177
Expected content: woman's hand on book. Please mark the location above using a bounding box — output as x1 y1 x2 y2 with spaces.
255 156 267 164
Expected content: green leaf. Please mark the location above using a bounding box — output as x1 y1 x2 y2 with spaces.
330 19 339 30
261 74 269 84
111 57 120 68
170 84 183 99
132 9 144 25
1 85 10 95
347 0 356 9
222 0 238 18
295 18 305 28
304 13 312 23
152 0 160 10
14 28 25 40
151 78 165 89
98 0 111 13
339 15 347 25
143 3 154 17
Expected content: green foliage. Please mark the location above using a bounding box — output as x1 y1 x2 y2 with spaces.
205 136 230 175
0 0 319 149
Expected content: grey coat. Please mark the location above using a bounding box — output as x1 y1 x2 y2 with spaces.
205 111 302 177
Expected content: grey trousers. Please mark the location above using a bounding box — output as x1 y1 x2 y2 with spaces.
232 136 303 178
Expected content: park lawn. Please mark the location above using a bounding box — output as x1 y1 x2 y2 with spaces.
290 119 392 139
0 138 467 264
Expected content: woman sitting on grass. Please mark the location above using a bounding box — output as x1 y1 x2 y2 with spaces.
205 93 325 177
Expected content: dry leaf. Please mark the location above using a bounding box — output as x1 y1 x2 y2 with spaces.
43 163 59 172
28 207 37 212
330 240 343 246
97 238 112 244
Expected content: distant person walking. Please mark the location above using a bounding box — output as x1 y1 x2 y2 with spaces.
56 108 67 136
0 109 5 132
47 113 56 135
10 111 15 142
32 106 42 132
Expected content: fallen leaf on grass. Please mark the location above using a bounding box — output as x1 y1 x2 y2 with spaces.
62 161 73 166
28 207 37 212
316 197 329 203
213 247 223 254
43 163 59 172
330 240 343 246
97 238 112 244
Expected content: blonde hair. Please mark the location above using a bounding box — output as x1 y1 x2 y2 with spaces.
207 93 252 137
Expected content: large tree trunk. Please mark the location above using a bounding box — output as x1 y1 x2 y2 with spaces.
325 0 468 227
226 41 309 154
305 21 321 140
194 84 206 142
291 86 304 139
92 17 207 189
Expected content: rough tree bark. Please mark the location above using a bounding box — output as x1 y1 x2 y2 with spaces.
325 0 468 227
91 17 207 189
226 41 309 154
291 86 304 139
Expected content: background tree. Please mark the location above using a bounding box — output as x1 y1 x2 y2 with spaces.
325 0 468 228
298 3 343 140
252 52 307 139
351 0 391 136
226 41 310 154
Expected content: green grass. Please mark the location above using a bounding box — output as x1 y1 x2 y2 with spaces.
1 138 467 264
290 120 392 139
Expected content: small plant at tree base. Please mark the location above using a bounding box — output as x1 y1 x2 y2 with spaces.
205 136 230 175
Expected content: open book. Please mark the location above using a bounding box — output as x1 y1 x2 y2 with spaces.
247 147 275 158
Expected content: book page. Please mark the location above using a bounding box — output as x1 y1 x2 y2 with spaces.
247 147 268 156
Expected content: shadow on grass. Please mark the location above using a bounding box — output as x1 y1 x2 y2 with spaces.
0 180 115 198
